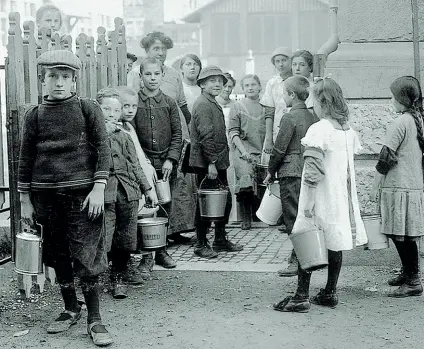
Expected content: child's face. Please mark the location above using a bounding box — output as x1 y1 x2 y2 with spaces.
220 80 234 99
121 93 138 122
181 57 201 82
38 10 61 32
140 63 163 92
391 93 407 113
292 56 311 78
282 84 294 107
242 77 261 99
100 97 122 123
273 55 291 75
201 76 224 97
43 67 75 100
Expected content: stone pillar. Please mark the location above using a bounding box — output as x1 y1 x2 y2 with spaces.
323 0 424 215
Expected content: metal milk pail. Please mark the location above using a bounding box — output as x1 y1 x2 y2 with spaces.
155 179 171 204
15 224 43 275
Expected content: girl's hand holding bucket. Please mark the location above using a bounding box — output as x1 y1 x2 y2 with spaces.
263 172 273 185
145 188 159 207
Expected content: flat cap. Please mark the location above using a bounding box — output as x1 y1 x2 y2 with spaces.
37 49 82 70
197 65 227 86
271 47 292 64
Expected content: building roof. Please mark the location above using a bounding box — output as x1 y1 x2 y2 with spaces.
182 0 330 23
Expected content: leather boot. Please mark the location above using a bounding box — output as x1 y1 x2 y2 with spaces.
388 274 423 298
155 249 177 268
213 227 243 252
277 250 299 277
136 253 154 279
387 268 406 286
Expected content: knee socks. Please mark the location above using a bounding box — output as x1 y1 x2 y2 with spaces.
110 248 131 274
325 250 343 292
81 276 102 325
55 262 79 313
295 264 312 299
392 239 419 276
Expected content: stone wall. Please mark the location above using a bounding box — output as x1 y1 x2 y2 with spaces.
350 102 396 215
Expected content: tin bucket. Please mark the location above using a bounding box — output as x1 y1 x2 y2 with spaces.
363 215 389 250
137 206 168 251
255 164 268 186
155 179 171 204
290 218 328 271
256 182 282 225
198 178 229 221
15 223 44 275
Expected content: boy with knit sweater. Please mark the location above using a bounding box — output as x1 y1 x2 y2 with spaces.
18 50 113 346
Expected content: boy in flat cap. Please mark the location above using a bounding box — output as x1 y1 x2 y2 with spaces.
18 50 113 346
189 65 244 259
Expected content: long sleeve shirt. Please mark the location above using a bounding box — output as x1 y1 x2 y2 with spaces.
133 89 182 171
18 94 109 192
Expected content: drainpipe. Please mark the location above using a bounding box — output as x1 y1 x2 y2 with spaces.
411 0 421 82
314 0 340 77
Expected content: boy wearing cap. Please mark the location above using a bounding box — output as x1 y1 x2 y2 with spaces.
18 50 113 346
189 65 244 258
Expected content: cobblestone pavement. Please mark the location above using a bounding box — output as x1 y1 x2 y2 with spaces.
164 223 292 271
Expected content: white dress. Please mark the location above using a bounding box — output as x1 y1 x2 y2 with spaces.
296 119 368 251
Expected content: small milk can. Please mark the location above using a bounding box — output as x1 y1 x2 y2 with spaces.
15 223 43 275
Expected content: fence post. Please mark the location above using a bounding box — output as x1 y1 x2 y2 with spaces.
86 36 97 98
61 34 73 51
107 28 118 87
75 33 88 97
6 12 25 261
22 21 38 105
96 27 108 91
115 18 127 86
36 27 50 103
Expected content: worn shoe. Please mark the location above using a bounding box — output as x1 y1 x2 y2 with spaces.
87 322 114 346
388 275 423 298
136 254 154 279
155 250 177 268
278 252 299 277
47 308 82 334
310 289 339 308
278 225 288 233
213 237 244 252
388 269 406 286
194 240 218 259
122 264 144 285
273 296 310 313
110 273 128 299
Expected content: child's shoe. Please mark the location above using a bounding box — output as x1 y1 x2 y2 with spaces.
87 322 114 346
46 308 81 334
155 249 177 268
194 240 218 259
278 250 299 277
136 254 154 279
388 274 423 298
310 288 338 308
122 264 144 285
110 273 128 299
213 228 244 252
387 268 406 286
273 296 310 313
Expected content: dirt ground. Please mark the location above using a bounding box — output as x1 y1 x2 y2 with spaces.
0 258 423 349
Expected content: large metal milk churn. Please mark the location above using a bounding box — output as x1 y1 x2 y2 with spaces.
15 223 43 275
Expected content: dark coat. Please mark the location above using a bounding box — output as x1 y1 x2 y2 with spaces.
189 92 230 170
268 101 319 178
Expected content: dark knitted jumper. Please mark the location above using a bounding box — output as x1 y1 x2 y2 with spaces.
18 94 109 192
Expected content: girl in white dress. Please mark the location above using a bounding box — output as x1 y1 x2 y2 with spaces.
273 78 367 313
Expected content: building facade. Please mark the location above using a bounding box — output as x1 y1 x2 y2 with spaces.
182 0 330 88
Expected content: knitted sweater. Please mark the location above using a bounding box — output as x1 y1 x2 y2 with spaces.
18 94 109 191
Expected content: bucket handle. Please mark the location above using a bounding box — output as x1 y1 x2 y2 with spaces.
144 204 169 220
199 177 227 191
266 182 281 199
21 221 44 240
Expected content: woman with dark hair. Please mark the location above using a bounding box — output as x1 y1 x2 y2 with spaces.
180 53 202 113
128 32 197 270
216 72 237 128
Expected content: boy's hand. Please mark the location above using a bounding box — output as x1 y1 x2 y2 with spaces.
20 197 35 226
263 137 273 154
145 189 159 207
263 173 273 185
82 183 105 220
304 201 315 218
240 152 252 162
162 159 173 181
149 165 158 182
208 163 218 180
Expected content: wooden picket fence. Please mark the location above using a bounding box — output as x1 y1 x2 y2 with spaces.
4 12 129 296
